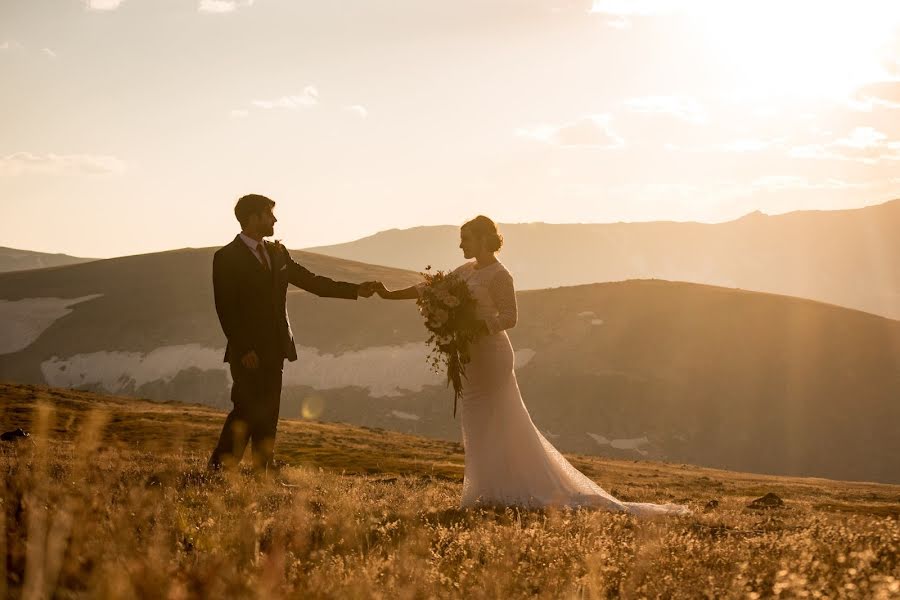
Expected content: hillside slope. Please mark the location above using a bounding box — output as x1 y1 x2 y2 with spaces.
0 246 95 273
307 199 900 320
1 248 898 483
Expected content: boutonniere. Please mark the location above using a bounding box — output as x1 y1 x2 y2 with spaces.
271 240 290 265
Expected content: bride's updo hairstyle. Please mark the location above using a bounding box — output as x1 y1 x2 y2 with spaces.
462 215 503 253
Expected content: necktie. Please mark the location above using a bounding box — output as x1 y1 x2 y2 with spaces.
256 243 270 272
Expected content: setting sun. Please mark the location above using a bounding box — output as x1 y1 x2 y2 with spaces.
693 1 899 100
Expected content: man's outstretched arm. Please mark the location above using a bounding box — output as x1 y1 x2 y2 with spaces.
281 247 364 299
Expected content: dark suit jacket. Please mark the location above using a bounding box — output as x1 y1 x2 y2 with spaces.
213 235 360 365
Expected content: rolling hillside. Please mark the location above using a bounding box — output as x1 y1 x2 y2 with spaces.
1 248 898 483
306 199 900 320
0 246 95 273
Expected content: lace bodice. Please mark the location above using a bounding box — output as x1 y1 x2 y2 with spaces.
451 261 518 335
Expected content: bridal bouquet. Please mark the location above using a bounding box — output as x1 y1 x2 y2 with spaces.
417 267 480 416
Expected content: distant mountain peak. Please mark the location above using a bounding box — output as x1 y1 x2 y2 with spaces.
0 246 95 274
735 210 769 221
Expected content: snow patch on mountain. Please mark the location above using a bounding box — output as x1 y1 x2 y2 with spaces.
286 343 439 396
0 294 103 355
41 343 224 389
40 341 540 398
514 348 536 368
41 342 435 397
390 410 421 421
587 433 650 455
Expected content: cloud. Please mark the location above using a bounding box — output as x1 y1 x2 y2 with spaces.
835 127 889 149
663 136 786 154
229 85 321 119
0 153 127 177
344 105 368 119
517 114 624 148
590 0 679 17
751 176 871 191
2 42 57 60
85 0 125 10
251 86 319 109
625 96 707 124
790 127 900 164
848 82 900 111
881 33 900 76
604 17 632 28
719 140 767 153
788 146 842 161
198 0 254 13
716 137 789 153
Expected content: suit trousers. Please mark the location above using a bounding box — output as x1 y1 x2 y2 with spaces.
209 361 284 471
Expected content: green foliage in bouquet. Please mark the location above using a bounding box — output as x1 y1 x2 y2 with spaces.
416 267 481 416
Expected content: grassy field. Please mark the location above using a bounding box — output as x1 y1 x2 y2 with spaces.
1 382 898 599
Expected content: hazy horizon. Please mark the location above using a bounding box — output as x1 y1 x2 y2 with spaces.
3 0 900 258
7 198 900 260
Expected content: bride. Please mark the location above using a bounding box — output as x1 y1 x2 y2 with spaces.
376 216 690 517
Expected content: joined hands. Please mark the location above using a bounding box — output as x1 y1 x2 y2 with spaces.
358 281 388 298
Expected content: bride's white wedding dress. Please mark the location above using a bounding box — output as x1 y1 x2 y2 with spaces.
445 261 690 518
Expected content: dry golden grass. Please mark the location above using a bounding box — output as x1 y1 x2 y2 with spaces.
1 382 899 599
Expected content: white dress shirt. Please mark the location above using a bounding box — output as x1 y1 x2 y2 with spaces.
239 232 272 269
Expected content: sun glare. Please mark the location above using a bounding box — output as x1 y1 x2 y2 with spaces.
694 1 899 100
595 0 900 101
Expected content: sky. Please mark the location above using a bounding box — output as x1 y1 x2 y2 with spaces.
2 0 900 258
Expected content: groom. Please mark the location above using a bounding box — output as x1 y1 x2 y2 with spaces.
208 194 380 473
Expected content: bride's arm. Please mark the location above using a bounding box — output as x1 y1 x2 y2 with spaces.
485 271 518 333
377 285 420 300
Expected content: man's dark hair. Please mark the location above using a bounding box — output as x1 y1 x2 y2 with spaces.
234 194 275 227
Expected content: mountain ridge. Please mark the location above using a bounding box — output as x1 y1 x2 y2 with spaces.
0 245 95 274
303 198 900 320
